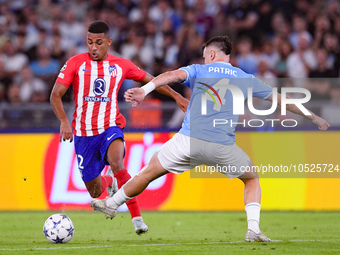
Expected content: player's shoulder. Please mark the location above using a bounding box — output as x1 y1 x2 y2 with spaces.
180 63 201 72
60 53 89 73
107 54 145 72
66 52 89 64
106 52 118 59
107 53 128 63
225 63 253 78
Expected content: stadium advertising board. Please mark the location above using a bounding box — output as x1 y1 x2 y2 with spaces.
1 131 340 211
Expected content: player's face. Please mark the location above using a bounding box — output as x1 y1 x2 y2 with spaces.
87 32 112 61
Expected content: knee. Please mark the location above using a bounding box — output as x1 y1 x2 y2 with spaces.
133 172 150 184
109 160 124 172
88 188 102 198
242 177 260 185
240 176 260 188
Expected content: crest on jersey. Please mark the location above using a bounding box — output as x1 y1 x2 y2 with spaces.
93 78 106 96
109 65 117 77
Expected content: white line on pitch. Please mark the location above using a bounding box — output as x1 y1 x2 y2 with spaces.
0 245 110 251
1 239 340 251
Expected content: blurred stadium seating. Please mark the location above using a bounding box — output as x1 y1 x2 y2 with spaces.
0 0 339 130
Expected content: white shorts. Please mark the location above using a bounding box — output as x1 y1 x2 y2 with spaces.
157 133 251 178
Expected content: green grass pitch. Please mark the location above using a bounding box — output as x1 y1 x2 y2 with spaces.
0 211 339 254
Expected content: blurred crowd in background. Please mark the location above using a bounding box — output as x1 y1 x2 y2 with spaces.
0 0 339 109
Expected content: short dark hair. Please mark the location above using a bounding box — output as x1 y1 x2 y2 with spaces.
88 20 110 35
202 36 232 55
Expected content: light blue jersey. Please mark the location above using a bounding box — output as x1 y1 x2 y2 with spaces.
179 61 273 145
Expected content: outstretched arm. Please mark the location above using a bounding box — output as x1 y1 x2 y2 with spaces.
50 82 73 142
267 94 330 131
126 70 187 107
140 72 189 112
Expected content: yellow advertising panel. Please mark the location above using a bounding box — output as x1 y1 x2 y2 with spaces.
0 134 50 210
0 131 339 211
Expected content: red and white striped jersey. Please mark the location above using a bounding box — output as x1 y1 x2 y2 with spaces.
56 53 146 136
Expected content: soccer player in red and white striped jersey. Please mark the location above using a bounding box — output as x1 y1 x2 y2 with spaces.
50 21 188 234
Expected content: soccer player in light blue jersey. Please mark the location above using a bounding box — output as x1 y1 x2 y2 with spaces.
91 36 330 242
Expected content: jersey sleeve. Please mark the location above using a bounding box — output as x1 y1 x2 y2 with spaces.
251 76 273 99
124 59 147 81
56 57 77 88
179 64 197 88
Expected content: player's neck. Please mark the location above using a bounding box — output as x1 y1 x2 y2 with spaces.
212 59 230 65
212 55 230 64
88 52 109 61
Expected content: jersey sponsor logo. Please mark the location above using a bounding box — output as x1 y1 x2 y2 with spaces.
84 96 111 102
93 78 106 95
109 65 117 77
85 78 111 102
58 73 64 79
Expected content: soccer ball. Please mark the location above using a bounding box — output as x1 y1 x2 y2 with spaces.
43 214 75 243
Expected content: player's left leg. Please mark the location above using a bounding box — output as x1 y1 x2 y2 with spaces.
239 162 271 242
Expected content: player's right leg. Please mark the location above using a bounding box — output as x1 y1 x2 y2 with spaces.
84 171 116 198
91 133 189 233
91 152 168 218
74 135 114 199
239 163 271 242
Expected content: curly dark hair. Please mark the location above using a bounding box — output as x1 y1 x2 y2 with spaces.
88 20 110 35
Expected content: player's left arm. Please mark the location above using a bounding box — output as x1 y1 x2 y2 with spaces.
267 93 330 131
141 72 189 112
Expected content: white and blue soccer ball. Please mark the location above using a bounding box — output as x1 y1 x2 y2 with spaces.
43 214 75 244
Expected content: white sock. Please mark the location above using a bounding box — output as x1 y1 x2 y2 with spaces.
245 202 261 234
106 186 132 209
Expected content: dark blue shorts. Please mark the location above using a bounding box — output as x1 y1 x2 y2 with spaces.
74 126 124 182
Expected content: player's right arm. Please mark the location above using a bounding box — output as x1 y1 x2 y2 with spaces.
267 93 330 131
124 69 187 107
50 82 73 142
251 76 330 131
